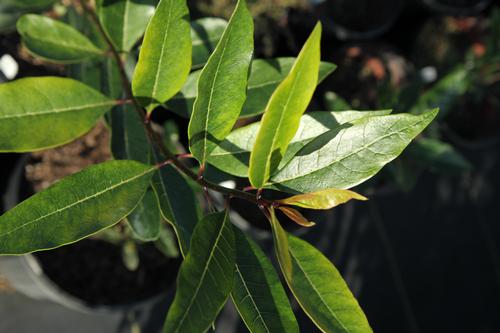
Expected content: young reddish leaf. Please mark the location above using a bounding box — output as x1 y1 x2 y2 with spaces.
278 188 367 210
278 206 315 227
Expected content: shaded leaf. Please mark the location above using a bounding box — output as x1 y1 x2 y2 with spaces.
188 0 254 164
324 91 351 111
155 224 180 258
132 0 191 111
270 109 439 193
278 188 367 210
97 0 156 52
249 23 322 188
277 206 315 227
208 110 392 178
127 188 160 241
232 227 299 333
269 208 372 333
17 14 104 63
151 149 200 256
191 17 228 69
164 211 235 333
0 161 154 255
110 104 150 164
0 77 117 152
167 58 336 118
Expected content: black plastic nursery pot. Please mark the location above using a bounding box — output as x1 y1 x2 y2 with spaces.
0 154 180 314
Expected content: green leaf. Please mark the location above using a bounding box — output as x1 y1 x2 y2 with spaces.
0 160 155 255
278 188 367 210
249 23 322 188
410 67 468 118
232 227 299 333
127 188 160 241
191 17 228 69
270 109 439 193
188 0 254 164
132 0 191 111
208 110 392 178
151 150 200 256
155 224 180 258
97 0 156 52
0 77 117 153
269 208 372 333
164 211 235 333
110 104 151 164
167 58 335 119
17 14 105 63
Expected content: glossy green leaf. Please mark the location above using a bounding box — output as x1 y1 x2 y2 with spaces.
249 23 322 188
97 0 156 52
132 0 191 111
278 188 367 210
410 67 468 118
164 211 235 333
127 188 160 241
151 150 200 256
0 77 117 152
188 0 254 164
17 14 104 63
269 209 372 333
208 110 392 178
191 17 228 69
270 109 439 193
167 58 335 119
232 227 299 333
110 104 150 164
0 161 155 255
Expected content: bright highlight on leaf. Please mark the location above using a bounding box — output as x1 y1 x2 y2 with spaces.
132 0 192 112
269 208 373 333
279 188 367 210
188 0 254 164
249 23 322 188
0 161 155 255
0 77 117 152
163 211 235 333
17 14 104 63
208 110 392 178
271 109 439 193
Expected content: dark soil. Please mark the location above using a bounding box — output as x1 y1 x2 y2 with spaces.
34 239 180 306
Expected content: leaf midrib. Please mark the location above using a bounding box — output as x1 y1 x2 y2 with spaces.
234 265 271 333
290 250 349 332
0 167 155 240
173 215 228 332
0 100 116 120
272 115 432 184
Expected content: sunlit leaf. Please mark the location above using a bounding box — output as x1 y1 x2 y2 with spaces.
269 208 372 333
270 109 439 193
0 161 155 255
188 0 254 164
132 0 191 112
0 77 117 152
249 23 322 188
278 188 367 210
17 14 104 63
